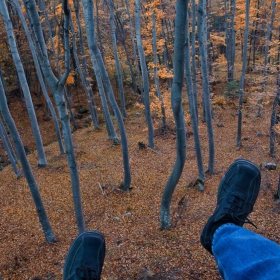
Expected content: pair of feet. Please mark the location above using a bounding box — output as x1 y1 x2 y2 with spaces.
64 159 261 280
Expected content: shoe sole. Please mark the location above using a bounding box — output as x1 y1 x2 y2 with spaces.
63 230 105 280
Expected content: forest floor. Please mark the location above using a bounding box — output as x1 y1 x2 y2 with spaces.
1 84 280 280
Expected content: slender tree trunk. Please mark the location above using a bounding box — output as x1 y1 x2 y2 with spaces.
14 0 65 154
152 8 166 129
69 16 99 129
95 0 105 59
135 0 154 148
80 0 118 143
74 0 100 129
82 0 131 190
185 7 205 186
191 0 198 120
37 0 78 130
237 0 250 147
269 75 280 157
160 0 187 229
0 0 47 167
0 69 56 243
225 0 236 82
198 0 215 173
0 118 21 178
109 0 127 118
115 12 137 94
257 0 276 117
25 0 86 234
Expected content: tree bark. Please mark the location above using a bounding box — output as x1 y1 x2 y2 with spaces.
25 0 86 234
225 0 236 82
14 0 65 154
198 0 215 173
0 0 48 167
124 0 142 94
109 0 127 118
237 0 250 147
257 0 276 117
0 68 56 243
269 75 280 157
0 118 21 178
82 0 131 190
135 0 154 148
160 0 187 229
185 7 205 185
152 8 166 129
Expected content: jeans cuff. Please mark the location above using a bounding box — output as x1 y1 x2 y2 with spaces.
212 223 237 249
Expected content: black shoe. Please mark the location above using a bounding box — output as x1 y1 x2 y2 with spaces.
200 159 261 254
63 231 106 280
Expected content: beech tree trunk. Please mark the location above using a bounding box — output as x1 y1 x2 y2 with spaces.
79 0 118 143
82 0 131 190
257 0 276 117
0 0 47 167
25 0 86 234
14 0 65 155
225 0 236 82
160 0 187 229
191 0 198 119
37 0 78 131
124 0 142 93
0 118 21 178
269 75 280 157
185 7 205 186
135 0 154 148
237 0 250 147
0 68 56 243
152 9 166 129
115 12 137 94
109 0 127 118
198 0 215 173
69 16 99 129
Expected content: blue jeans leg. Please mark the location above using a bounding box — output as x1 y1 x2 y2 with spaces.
212 223 280 280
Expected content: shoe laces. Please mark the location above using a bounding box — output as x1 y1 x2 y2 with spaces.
74 263 99 280
223 194 257 228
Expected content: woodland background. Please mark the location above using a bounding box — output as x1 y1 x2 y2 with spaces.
0 0 280 279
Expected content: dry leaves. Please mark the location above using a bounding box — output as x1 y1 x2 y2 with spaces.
0 91 280 280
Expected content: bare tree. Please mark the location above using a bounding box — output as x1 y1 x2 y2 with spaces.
225 0 236 82
124 0 142 94
0 67 55 243
160 0 187 229
135 0 154 148
0 0 47 166
0 118 20 178
109 0 127 118
25 0 86 233
185 5 205 186
269 75 280 157
81 0 131 190
152 4 166 129
257 0 276 117
237 0 250 148
13 0 65 155
197 0 215 173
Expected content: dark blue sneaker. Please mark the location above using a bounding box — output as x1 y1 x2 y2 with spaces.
200 159 261 254
63 231 106 280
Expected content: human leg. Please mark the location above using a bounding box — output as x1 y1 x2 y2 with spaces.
212 223 280 280
200 159 261 253
63 230 105 280
199 159 280 279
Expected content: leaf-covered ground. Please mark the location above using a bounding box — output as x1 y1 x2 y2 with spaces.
1 90 280 280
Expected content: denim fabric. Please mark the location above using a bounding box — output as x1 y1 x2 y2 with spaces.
212 223 280 280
